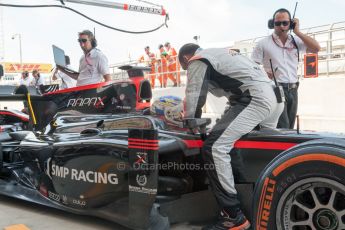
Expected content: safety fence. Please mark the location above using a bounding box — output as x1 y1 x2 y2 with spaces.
109 21 345 88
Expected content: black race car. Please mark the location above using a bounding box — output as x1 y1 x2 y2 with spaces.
0 66 344 230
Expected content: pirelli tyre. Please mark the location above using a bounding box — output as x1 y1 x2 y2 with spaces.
252 138 345 230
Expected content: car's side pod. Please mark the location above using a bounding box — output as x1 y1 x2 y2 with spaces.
252 138 345 230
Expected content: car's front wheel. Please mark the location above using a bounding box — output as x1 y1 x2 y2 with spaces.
252 139 345 230
276 177 345 230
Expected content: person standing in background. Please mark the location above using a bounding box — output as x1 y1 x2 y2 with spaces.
57 29 111 86
157 44 168 88
52 55 77 89
251 8 320 129
19 71 31 87
165 42 180 86
31 69 45 94
139 46 157 88
32 69 45 87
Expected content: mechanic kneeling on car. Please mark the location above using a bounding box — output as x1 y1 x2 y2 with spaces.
178 43 283 230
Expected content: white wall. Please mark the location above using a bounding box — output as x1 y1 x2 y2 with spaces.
152 76 345 133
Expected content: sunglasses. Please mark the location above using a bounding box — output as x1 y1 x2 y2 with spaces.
78 38 88 43
274 21 290 27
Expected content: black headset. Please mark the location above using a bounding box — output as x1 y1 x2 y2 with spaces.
268 8 295 30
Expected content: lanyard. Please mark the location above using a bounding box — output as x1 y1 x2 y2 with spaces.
271 35 300 62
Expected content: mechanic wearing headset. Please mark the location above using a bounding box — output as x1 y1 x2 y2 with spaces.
58 30 111 86
179 43 283 230
19 71 32 87
251 8 320 129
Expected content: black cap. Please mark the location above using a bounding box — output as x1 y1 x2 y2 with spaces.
178 43 200 64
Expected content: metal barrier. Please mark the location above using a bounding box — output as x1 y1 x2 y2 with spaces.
109 21 345 85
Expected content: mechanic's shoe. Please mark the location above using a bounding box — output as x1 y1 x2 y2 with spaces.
202 210 250 230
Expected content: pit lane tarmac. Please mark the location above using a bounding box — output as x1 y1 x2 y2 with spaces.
0 196 203 230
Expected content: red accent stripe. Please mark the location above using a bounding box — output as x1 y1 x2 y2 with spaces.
128 145 158 150
0 111 29 122
128 138 158 143
182 140 203 148
182 139 297 150
161 8 166 16
234 140 297 150
128 142 159 147
124 4 128 10
95 96 107 108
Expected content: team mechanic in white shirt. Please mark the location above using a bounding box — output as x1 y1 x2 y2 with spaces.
19 71 32 87
31 69 45 87
58 30 111 86
251 8 320 129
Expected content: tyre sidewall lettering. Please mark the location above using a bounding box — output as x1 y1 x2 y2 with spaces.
255 154 345 230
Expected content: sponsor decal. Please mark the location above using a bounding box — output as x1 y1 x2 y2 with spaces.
135 152 148 164
111 97 118 105
48 191 61 202
115 105 132 110
62 195 68 205
39 185 48 197
72 199 86 207
257 177 276 230
66 96 107 108
4 62 53 73
111 95 132 110
129 185 157 195
128 5 162 14
47 164 118 185
136 174 147 187
119 94 125 101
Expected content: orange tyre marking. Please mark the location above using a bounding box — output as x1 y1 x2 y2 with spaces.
273 153 345 177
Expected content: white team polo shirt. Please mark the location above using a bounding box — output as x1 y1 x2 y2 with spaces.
19 76 33 86
55 66 77 89
77 48 110 86
251 33 307 83
32 76 45 86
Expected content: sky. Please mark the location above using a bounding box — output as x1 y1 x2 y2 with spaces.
1 0 345 69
